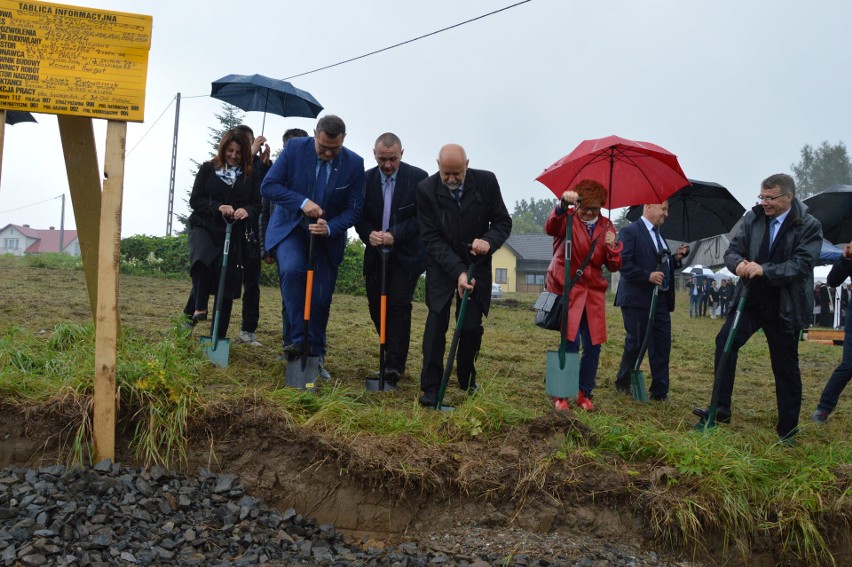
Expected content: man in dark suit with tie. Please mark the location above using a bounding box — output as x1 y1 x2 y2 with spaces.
694 174 821 443
261 115 365 379
416 144 512 407
614 201 688 400
355 133 428 385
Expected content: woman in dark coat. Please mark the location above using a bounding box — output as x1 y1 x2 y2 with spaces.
188 128 261 339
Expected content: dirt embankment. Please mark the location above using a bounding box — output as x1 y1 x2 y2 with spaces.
1 400 849 566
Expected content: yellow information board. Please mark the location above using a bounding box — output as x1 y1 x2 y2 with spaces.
0 1 151 122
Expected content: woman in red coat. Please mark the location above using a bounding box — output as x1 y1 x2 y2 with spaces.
545 180 622 410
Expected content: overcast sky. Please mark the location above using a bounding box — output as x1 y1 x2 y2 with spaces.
1 0 850 238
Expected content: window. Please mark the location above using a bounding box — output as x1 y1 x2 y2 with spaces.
536 274 545 285
3 238 19 250
495 268 507 284
525 274 544 285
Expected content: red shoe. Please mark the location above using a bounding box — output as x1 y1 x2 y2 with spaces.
577 391 595 411
553 397 570 411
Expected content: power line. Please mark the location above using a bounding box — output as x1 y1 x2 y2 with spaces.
282 0 534 81
127 95 176 156
0 194 63 216
128 1 534 155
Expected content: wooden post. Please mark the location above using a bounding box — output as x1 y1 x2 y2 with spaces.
92 120 127 462
0 110 5 188
58 116 103 320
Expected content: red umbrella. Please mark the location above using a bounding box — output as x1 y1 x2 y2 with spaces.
535 135 689 209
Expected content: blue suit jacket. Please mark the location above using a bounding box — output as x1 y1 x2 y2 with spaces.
615 218 680 312
261 137 364 266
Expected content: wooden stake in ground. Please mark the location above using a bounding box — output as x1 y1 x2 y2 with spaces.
92 120 127 462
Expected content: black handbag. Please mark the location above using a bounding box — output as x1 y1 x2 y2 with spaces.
534 291 563 330
533 238 598 331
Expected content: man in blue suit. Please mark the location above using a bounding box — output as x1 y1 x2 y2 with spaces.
355 132 428 385
261 115 365 379
614 201 688 400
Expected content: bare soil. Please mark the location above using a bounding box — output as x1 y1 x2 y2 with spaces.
5 398 839 567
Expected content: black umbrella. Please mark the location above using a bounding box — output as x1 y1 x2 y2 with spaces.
5 111 37 125
803 185 852 245
626 179 745 242
210 74 323 134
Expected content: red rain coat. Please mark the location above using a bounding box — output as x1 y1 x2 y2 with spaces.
545 208 622 344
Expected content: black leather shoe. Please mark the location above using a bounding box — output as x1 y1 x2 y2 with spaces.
282 343 302 355
692 406 731 424
418 391 437 408
614 383 630 395
383 369 401 387
650 394 668 402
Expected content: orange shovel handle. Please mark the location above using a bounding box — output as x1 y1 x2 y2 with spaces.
304 269 314 320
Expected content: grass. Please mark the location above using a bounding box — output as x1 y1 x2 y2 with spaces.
0 254 849 563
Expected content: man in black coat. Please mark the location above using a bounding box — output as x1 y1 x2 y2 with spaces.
694 173 822 443
355 133 428 385
416 144 512 407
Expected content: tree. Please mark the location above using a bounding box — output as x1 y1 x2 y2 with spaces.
175 103 246 232
612 207 632 230
791 141 852 199
511 197 556 234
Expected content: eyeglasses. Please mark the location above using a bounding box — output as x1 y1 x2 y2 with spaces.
579 206 601 214
757 193 789 202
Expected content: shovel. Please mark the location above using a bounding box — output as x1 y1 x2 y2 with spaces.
629 250 671 402
434 259 477 411
693 283 749 431
284 232 321 391
200 218 234 367
546 206 579 401
366 248 395 392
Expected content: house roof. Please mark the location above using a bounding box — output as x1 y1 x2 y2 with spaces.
2 224 78 253
504 234 552 262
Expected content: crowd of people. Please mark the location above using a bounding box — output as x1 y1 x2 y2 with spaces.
183 116 849 444
686 277 734 319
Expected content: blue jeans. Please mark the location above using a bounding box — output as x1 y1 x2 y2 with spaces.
565 311 601 396
689 294 700 317
817 330 852 414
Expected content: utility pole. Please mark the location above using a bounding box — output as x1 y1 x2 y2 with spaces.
59 193 65 253
166 92 180 236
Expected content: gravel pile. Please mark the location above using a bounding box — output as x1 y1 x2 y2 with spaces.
0 461 690 566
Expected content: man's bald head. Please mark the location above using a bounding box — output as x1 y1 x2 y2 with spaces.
437 144 469 190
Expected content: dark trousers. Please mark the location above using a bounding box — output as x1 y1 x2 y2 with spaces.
240 253 261 333
565 310 601 396
365 255 420 375
276 231 337 356
817 329 852 414
714 306 802 439
420 293 484 394
187 266 233 340
616 298 672 399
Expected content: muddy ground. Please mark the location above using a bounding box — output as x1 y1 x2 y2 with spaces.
4 400 846 566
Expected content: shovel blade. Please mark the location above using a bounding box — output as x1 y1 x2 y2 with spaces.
545 350 579 399
365 378 397 392
630 369 648 402
200 337 230 368
284 355 321 391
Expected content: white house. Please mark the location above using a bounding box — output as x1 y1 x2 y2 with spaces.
0 224 80 256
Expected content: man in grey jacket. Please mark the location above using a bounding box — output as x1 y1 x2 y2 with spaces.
694 173 822 443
